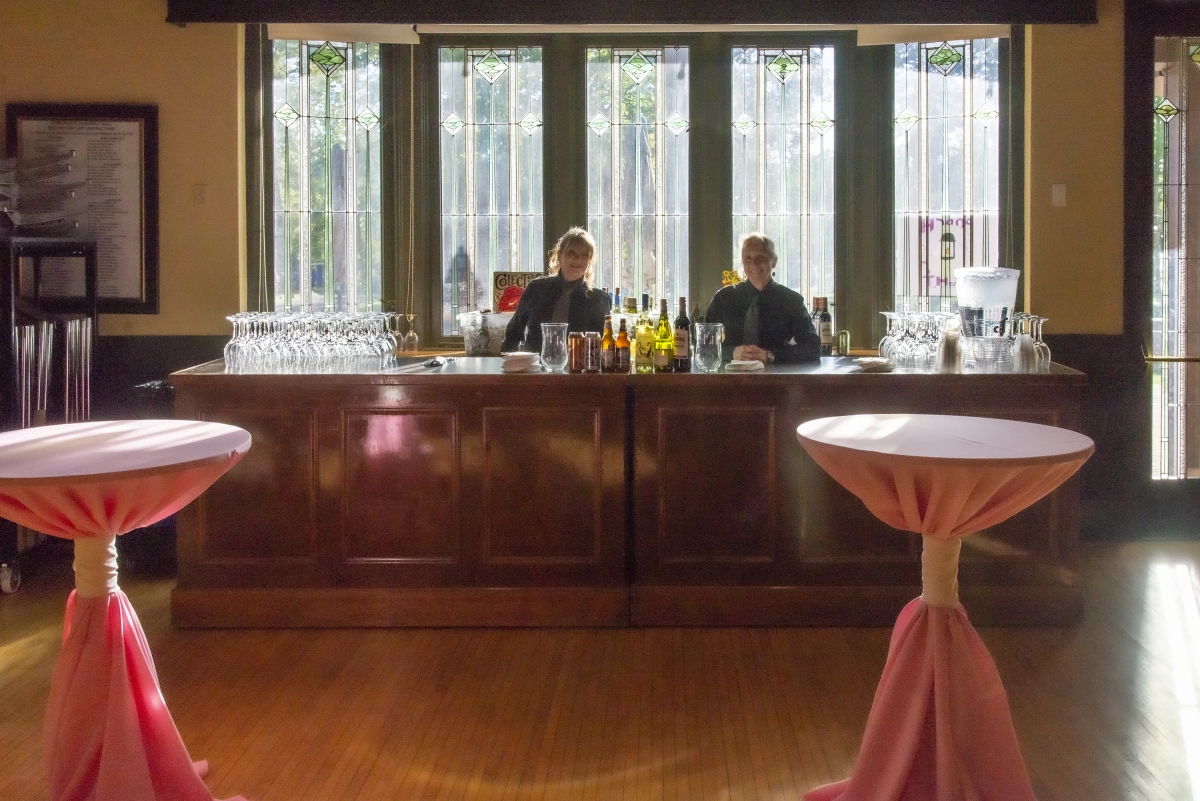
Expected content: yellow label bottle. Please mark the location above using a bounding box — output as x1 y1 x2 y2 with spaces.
654 298 674 372
635 294 654 374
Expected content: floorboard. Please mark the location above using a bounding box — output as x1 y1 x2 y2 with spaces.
2 540 1200 800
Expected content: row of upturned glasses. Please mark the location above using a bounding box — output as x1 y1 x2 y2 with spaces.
878 310 1052 370
878 311 959 369
224 311 399 372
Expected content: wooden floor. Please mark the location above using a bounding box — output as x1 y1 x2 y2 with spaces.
2 540 1200 800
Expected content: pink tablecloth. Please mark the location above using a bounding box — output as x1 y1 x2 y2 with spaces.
0 420 252 801
797 414 1093 801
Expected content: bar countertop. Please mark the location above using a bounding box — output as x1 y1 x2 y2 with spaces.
172 355 1086 384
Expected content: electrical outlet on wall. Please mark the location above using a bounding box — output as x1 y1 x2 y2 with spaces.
1051 184 1067 207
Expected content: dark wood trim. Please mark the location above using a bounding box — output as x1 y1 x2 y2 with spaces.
173 586 630 627
245 25 272 312
166 0 1099 26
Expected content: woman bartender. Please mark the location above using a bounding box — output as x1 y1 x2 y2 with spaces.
502 227 612 353
705 232 821 364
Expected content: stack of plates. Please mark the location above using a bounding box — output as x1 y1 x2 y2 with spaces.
725 359 765 373
501 352 541 373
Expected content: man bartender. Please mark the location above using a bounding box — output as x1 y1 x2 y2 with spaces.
705 232 821 364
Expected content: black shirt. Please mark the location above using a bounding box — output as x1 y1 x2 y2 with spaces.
705 280 821 363
501 274 612 353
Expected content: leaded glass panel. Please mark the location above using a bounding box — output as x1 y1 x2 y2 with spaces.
586 47 689 306
272 39 382 312
730 46 836 305
1151 38 1200 479
893 39 1001 313
439 47 544 335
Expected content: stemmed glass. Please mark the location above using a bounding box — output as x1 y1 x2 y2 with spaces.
402 314 420 353
1031 316 1052 369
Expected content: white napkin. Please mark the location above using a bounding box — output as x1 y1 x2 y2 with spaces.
725 359 765 372
853 357 893 373
502 352 541 373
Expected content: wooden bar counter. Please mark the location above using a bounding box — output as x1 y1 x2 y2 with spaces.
170 357 1086 628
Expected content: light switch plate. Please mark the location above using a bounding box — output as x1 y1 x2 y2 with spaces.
1051 184 1067 207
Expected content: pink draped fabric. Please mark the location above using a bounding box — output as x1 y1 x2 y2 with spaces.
797 415 1093 801
0 421 251 801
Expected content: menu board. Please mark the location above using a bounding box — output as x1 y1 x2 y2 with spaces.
7 103 159 313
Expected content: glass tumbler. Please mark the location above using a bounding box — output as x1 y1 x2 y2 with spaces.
540 322 569 372
693 322 725 373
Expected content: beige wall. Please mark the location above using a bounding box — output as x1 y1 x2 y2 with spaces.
3 1 1130 337
1025 0 1126 335
0 0 243 336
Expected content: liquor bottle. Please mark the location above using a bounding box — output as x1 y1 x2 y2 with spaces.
635 295 655 374
625 296 638 315
613 287 622 313
600 315 616 373
654 298 674 373
673 297 691 373
813 296 834 357
615 319 631 373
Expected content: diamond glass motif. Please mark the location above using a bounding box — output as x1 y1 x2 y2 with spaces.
356 108 380 130
474 50 509 84
810 113 834 134
972 106 1000 122
310 42 347 77
588 114 612 135
441 113 466 135
732 113 757 135
621 51 654 84
665 113 689 135
928 43 964 76
895 108 919 131
519 113 543 135
766 52 802 84
1156 98 1180 123
1191 45 1200 66
274 105 300 127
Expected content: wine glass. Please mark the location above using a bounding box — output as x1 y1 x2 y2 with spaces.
403 313 420 353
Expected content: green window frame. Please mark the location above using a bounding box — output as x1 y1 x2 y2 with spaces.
247 28 1020 351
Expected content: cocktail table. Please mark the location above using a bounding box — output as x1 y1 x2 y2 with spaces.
0 420 251 801
796 414 1093 801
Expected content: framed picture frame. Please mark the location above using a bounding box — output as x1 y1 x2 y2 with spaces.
5 103 159 314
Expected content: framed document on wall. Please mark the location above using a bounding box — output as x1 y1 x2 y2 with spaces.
5 103 159 314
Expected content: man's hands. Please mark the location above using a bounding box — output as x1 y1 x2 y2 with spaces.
732 345 772 363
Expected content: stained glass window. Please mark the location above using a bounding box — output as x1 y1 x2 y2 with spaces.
272 40 382 312
731 46 836 304
586 47 689 306
439 47 544 335
894 39 1001 312
1151 38 1200 479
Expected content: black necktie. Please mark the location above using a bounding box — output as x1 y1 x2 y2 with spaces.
743 293 761 346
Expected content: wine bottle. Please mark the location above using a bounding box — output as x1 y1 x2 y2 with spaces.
615 319 631 373
635 295 655 374
813 296 834 357
673 297 691 373
600 316 616 373
654 298 674 373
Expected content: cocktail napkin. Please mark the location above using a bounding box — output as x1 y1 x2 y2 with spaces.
725 359 765 373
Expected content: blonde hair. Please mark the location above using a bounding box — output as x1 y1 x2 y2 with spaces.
738 231 779 265
548 227 598 288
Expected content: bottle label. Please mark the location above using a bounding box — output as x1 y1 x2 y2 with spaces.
819 321 833 343
674 330 689 355
616 347 631 372
600 347 615 371
654 349 669 368
636 331 654 364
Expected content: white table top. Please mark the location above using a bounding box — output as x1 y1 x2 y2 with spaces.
796 414 1094 464
0 420 251 481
